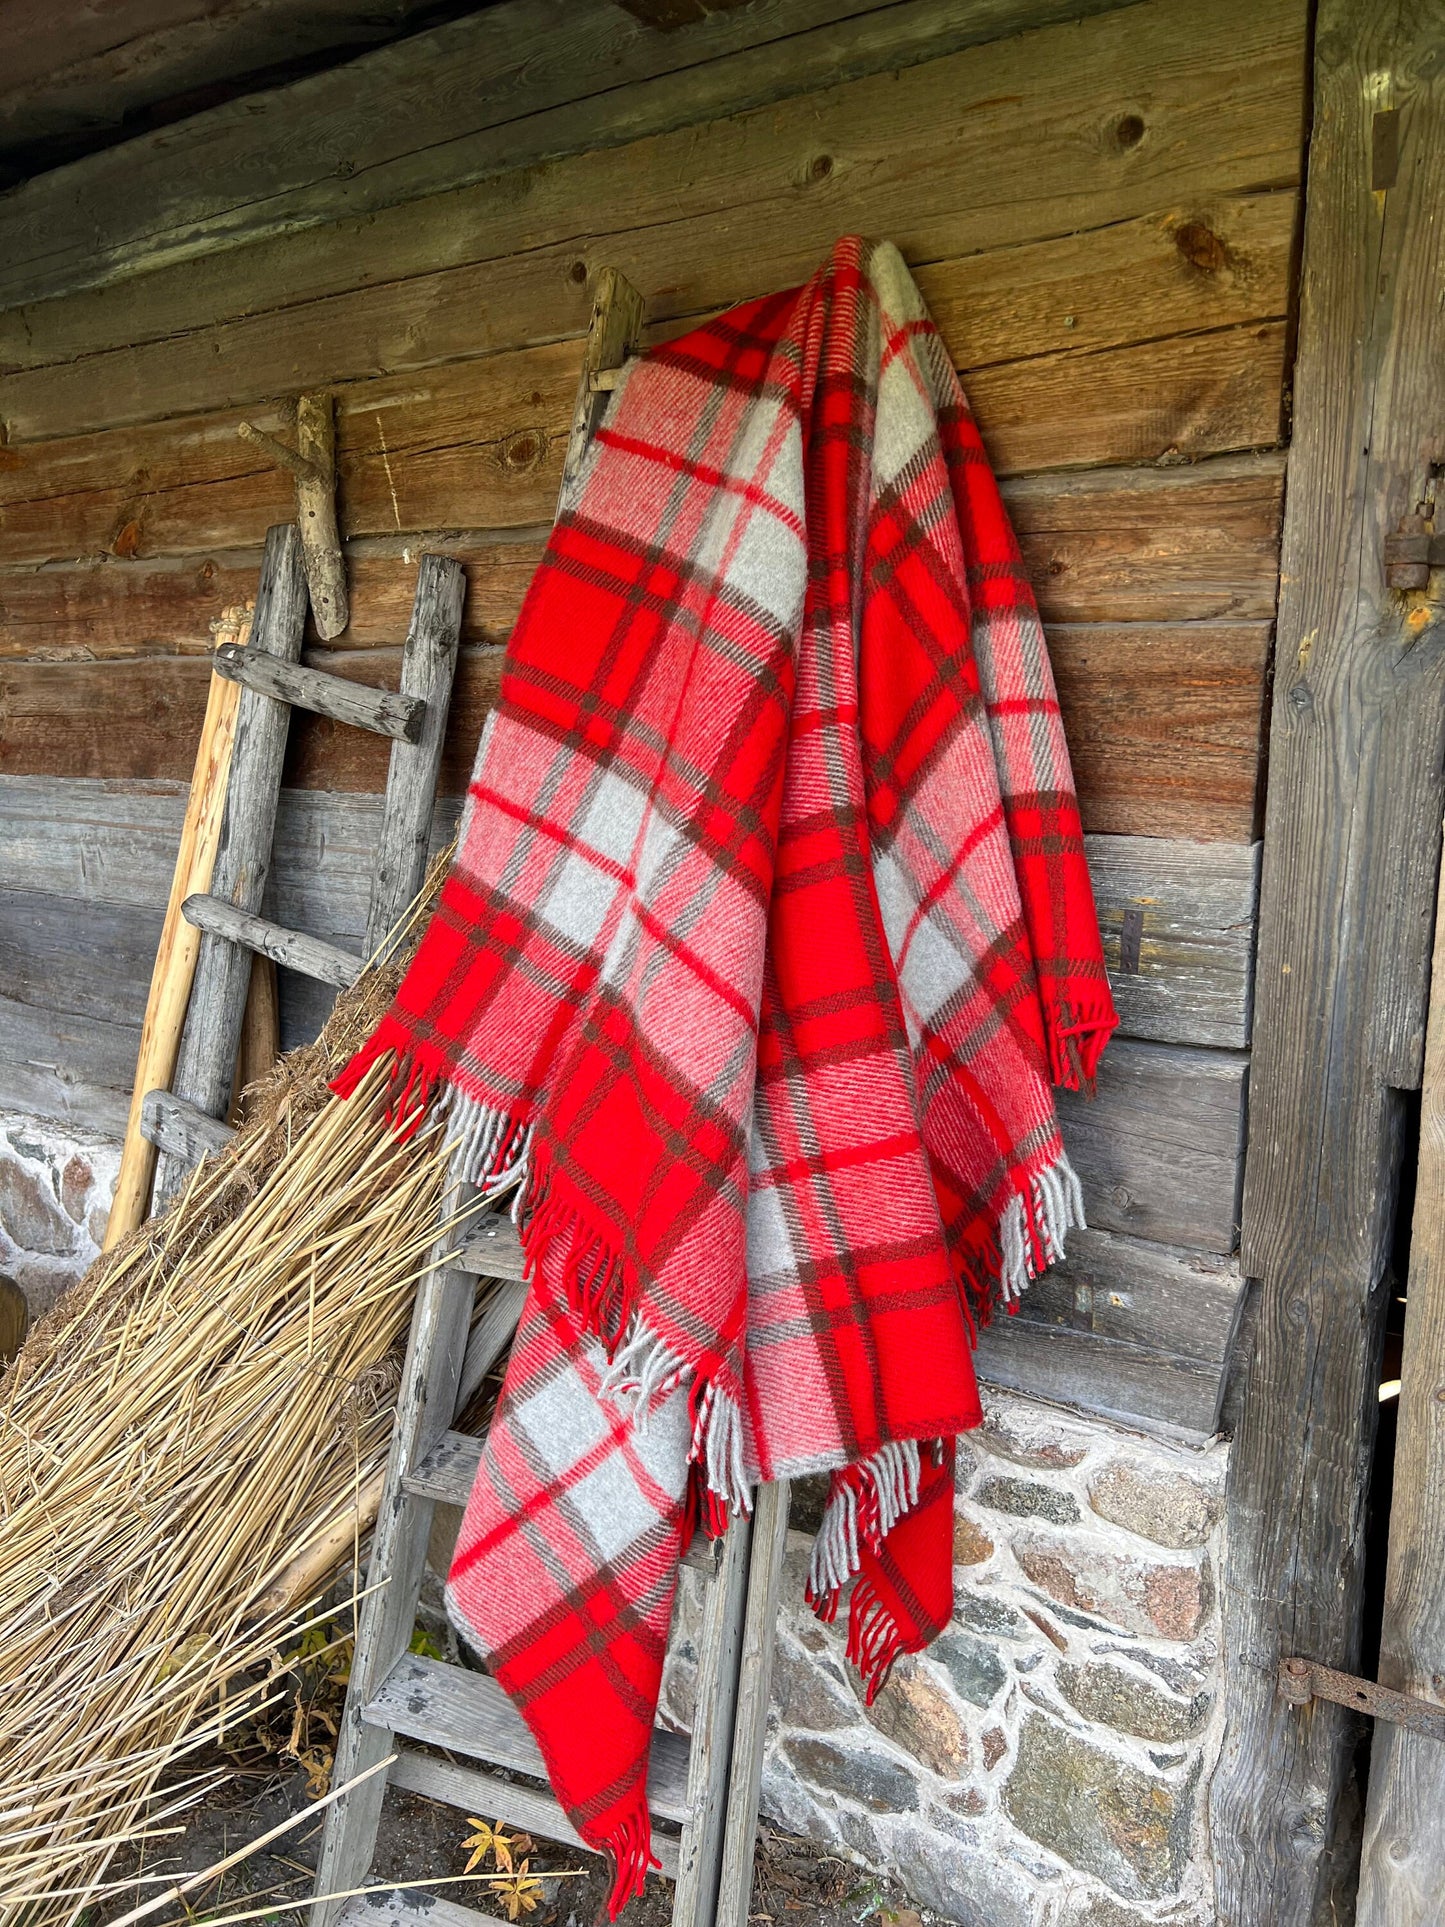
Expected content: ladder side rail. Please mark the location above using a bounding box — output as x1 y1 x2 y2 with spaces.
672 1516 754 1927
153 522 308 1207
364 554 466 957
714 1480 791 1927
314 1180 480 1927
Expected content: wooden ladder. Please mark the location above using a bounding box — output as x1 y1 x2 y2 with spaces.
144 522 465 1202
312 273 793 1927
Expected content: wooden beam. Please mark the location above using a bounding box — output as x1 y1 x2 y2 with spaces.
0 0 1306 440
0 0 1158 309
1210 9 1445 1921
1357 833 1445 1921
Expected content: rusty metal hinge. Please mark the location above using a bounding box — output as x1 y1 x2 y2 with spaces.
1279 1657 1445 1741
1384 516 1445 591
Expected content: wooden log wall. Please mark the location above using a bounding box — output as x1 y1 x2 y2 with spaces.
0 0 1312 1436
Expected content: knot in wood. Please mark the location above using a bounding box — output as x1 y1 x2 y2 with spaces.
1173 220 1230 276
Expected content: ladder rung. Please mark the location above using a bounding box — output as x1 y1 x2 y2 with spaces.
389 1745 681 1880
212 640 426 742
454 1216 526 1280
364 1653 692 1824
406 1428 720 1575
336 1889 504 1927
183 893 364 988
140 1089 235 1164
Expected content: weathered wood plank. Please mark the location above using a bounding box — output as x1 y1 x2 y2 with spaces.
1089 837 1259 1049
0 254 1291 480
0 0 449 176
387 1746 682 1882
1060 1039 1246 1253
976 1226 1246 1437
0 780 1259 1043
1049 621 1270 841
0 619 1268 843
0 0 1306 441
1211 8 1445 1921
211 642 425 742
0 0 1148 307
0 0 1296 321
0 888 161 1027
0 344 579 566
1357 836 1445 1922
0 455 1286 679
156 524 308 1204
0 991 137 1135
1005 452 1285 624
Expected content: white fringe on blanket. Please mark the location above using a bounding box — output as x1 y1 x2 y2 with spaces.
1000 1152 1088 1302
808 1439 923 1598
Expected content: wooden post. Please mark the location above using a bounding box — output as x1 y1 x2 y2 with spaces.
1210 10 1445 1922
1357 832 1445 1921
103 618 246 1249
153 524 309 1210
363 554 465 957
239 393 348 639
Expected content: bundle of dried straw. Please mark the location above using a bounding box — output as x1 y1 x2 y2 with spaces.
0 909 472 1926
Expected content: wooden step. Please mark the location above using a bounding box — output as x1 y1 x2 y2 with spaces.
363 1652 693 1825
455 1215 526 1280
405 1428 720 1575
389 1744 682 1881
213 640 427 742
336 1888 504 1927
140 1088 235 1164
182 892 363 988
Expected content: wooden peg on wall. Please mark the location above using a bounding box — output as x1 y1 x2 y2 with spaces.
239 392 348 639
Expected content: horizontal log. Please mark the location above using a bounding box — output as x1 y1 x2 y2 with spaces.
1060 1038 1246 1252
0 990 137 1136
0 0 1148 306
139 1088 236 1165
0 615 1268 842
0 0 1305 439
0 537 545 660
1088 836 1259 1048
0 197 1293 559
0 455 1287 680
211 642 425 741
976 1320 1232 1440
0 0 451 176
181 893 363 988
1047 620 1270 841
0 780 1260 1048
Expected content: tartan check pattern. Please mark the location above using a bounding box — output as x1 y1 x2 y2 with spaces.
336 237 1116 1913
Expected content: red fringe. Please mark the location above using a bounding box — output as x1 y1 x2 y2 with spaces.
330 1035 447 1141
517 1153 640 1354
599 1792 661 1919
845 1576 908 1705
1047 997 1118 1094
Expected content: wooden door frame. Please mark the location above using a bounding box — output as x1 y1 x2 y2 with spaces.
1210 2 1445 1920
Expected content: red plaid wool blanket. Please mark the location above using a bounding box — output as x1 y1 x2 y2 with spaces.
335 236 1116 1912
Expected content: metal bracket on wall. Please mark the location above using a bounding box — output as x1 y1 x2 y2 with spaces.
1278 1657 1445 1743
1382 517 1445 591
